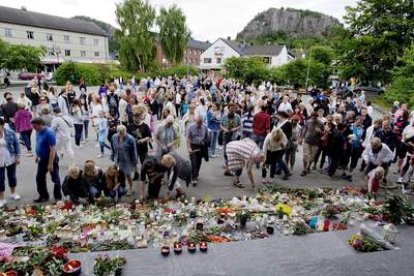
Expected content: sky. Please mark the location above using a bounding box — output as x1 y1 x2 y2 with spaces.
1 0 358 41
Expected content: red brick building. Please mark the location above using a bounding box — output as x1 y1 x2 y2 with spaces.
156 39 210 67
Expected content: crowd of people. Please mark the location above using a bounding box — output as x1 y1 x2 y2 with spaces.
0 74 412 207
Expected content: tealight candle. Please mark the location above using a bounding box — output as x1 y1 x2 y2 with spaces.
161 246 170 256
199 241 208 252
173 242 182 255
187 242 196 253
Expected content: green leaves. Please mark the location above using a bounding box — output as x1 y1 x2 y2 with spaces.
0 38 46 71
115 0 156 72
157 4 190 65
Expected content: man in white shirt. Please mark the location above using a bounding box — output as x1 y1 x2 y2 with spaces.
51 107 75 163
277 96 293 114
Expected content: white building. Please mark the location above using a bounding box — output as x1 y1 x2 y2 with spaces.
0 5 110 70
199 38 295 70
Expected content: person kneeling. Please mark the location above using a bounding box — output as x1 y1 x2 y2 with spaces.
103 164 126 202
62 165 89 204
140 156 168 200
83 160 104 204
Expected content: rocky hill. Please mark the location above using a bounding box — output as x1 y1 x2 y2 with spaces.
237 8 341 41
72 16 119 56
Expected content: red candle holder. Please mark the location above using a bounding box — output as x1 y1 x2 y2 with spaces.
199 241 208 252
161 246 170 256
173 242 182 255
187 242 197 253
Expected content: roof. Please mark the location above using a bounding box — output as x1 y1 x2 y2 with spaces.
221 38 285 56
242 45 285 56
0 5 107 37
187 39 211 50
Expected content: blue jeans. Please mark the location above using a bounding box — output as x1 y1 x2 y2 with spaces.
36 156 61 200
0 163 16 192
253 134 266 150
89 186 101 201
83 120 89 140
104 186 126 199
20 129 32 151
209 130 219 156
99 141 111 154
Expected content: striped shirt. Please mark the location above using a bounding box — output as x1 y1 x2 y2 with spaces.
226 138 260 171
241 113 254 135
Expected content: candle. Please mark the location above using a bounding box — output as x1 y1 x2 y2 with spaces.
187 242 196 253
161 246 170 256
173 242 182 255
199 241 208 252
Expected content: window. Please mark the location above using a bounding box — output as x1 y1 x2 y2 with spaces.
94 51 100 57
46 33 53 41
216 58 222 64
4 28 13 38
203 58 212 64
64 35 70 43
80 50 86 57
48 47 55 56
27 31 34 39
94 38 99 45
64 49 71 56
79 37 86 45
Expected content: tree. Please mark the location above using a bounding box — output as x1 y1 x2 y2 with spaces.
309 45 334 66
0 39 46 71
115 0 156 72
157 4 190 65
224 57 269 85
386 44 414 107
337 0 414 83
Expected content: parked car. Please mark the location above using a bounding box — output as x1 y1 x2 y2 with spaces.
18 72 45 81
332 87 354 99
354 85 385 95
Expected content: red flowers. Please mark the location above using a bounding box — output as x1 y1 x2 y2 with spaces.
50 246 67 259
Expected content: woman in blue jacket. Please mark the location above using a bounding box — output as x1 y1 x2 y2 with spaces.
206 103 222 158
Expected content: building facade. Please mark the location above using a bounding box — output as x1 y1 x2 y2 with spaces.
0 5 109 68
156 39 210 67
199 38 295 71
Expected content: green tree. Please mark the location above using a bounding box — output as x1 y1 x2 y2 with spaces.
337 0 414 83
309 45 334 65
386 45 414 107
115 0 156 72
0 39 46 71
157 4 190 65
224 57 268 85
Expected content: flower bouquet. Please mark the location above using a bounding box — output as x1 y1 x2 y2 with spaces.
348 234 382 252
93 255 127 276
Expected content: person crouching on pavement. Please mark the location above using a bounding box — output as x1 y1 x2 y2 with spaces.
140 156 168 200
62 165 89 204
83 160 104 204
161 153 189 198
225 138 264 189
103 164 126 202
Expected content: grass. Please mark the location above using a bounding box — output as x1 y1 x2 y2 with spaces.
369 95 393 112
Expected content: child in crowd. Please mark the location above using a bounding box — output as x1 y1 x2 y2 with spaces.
103 164 126 202
96 111 111 158
367 166 384 194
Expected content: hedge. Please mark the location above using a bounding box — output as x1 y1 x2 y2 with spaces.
54 62 199 85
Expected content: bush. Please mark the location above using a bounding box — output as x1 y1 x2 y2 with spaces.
149 65 199 78
54 62 102 85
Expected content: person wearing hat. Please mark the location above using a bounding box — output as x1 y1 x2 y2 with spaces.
0 117 21 207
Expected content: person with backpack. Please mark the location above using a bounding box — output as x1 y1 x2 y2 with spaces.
107 86 119 118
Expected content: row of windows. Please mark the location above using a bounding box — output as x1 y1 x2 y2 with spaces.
185 49 203 55
4 28 99 45
184 58 199 64
48 48 100 58
203 58 222 64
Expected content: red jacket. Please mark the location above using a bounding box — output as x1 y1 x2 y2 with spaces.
253 111 271 137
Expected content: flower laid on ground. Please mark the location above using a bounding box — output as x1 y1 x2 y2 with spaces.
348 234 383 252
